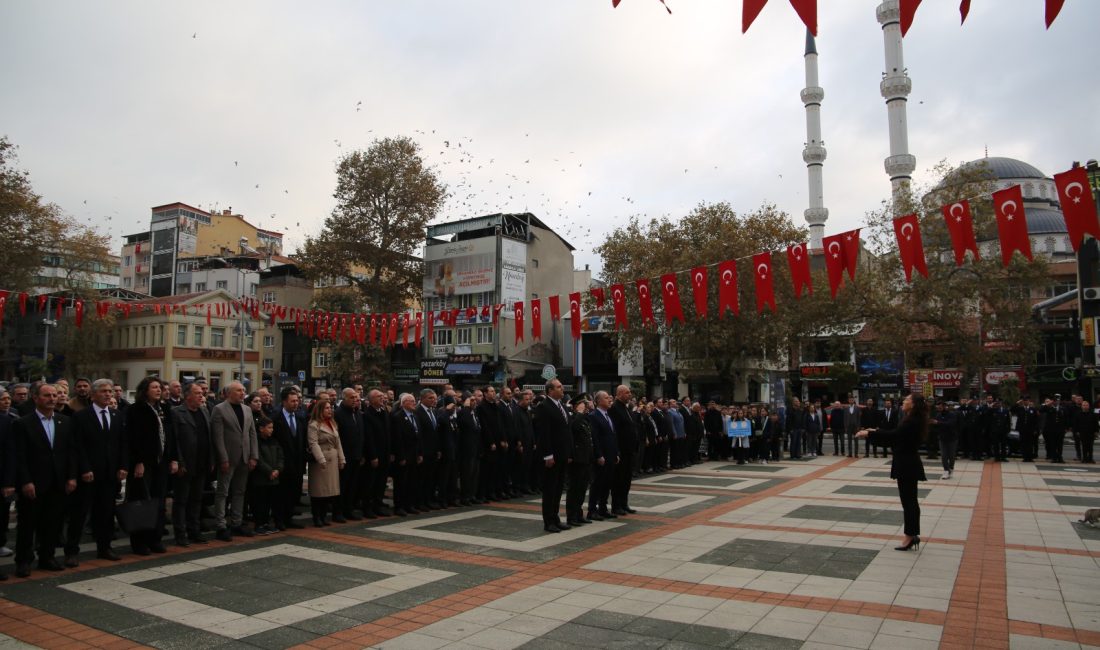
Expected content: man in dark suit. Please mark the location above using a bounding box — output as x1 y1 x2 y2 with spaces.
361 389 388 517
457 392 484 506
0 389 19 565
67 378 128 563
703 401 724 460
829 401 846 456
510 391 534 494
273 387 308 528
210 381 258 540
12 383 77 577
587 390 619 520
475 387 506 501
877 399 899 458
169 382 212 545
335 388 367 522
414 389 443 510
535 379 573 533
609 385 638 515
390 393 422 516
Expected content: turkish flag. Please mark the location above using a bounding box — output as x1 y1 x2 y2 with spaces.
742 0 768 32
591 287 606 309
893 213 929 282
610 284 628 329
941 200 980 266
465 307 477 322
568 292 582 339
960 0 971 23
74 299 84 328
822 233 849 298
414 312 423 347
449 308 460 327
481 304 490 321
752 252 777 313
1055 167 1100 251
900 0 921 36
206 304 212 326
514 301 525 344
789 0 817 36
787 242 812 298
840 228 861 280
548 295 561 322
357 314 367 344
717 260 739 318
369 314 378 345
660 273 684 325
380 314 389 347
37 295 47 312
19 292 27 317
330 313 339 341
690 266 708 319
0 291 8 329
1046 0 1065 28
425 311 433 346
402 313 410 348
636 279 656 327
992 185 1033 265
492 304 504 324
531 298 542 341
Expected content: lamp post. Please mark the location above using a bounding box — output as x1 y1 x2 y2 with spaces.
41 296 57 379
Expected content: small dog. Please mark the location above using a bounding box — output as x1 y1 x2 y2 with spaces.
1079 509 1100 527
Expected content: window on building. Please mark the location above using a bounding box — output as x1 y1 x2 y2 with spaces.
177 284 190 294
262 358 274 370
106 331 113 348
216 280 228 290
456 327 472 345
247 332 255 350
139 276 147 287
140 327 147 348
477 326 494 344
1045 237 1057 255
158 325 165 346
122 277 132 288
316 352 328 368
1046 281 1077 298
432 329 452 345
177 325 187 346
211 327 225 347
263 335 275 348
195 282 206 291
123 255 132 266
1036 338 1071 365
232 333 240 350
193 326 204 347
249 283 258 296
262 291 276 304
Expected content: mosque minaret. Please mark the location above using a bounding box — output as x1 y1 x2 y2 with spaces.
876 0 917 205
801 29 828 250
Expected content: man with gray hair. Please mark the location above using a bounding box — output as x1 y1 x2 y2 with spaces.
389 393 422 516
211 382 258 540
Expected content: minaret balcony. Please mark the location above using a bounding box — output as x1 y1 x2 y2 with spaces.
803 145 827 165
800 86 824 105
880 75 911 99
884 154 917 177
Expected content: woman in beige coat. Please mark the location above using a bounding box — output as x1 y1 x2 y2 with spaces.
307 399 345 527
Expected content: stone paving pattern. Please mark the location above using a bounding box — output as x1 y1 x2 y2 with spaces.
0 453 1096 649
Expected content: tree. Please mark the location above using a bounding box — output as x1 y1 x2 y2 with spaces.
311 287 391 386
0 136 65 292
859 160 1050 396
596 202 870 400
297 137 446 314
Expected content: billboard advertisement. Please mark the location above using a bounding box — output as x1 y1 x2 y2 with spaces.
500 238 527 314
423 237 495 299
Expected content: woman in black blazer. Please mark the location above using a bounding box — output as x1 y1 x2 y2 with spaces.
856 393 929 551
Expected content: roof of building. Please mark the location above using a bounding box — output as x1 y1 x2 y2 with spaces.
1026 207 1070 234
427 212 574 251
151 202 210 216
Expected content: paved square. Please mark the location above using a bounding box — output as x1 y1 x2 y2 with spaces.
365 509 624 552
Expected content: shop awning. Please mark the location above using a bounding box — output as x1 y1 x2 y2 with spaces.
445 362 484 376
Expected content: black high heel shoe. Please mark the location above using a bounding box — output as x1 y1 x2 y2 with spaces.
895 536 920 551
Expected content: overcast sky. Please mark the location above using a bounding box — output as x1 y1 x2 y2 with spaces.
2 1 1097 275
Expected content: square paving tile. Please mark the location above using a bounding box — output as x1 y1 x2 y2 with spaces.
1043 477 1099 488
786 504 902 527
1053 494 1100 507
835 485 931 499
714 464 785 473
694 538 878 580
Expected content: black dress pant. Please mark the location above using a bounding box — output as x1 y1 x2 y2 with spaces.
459 449 480 502
66 479 120 554
173 471 207 537
611 453 634 511
897 478 921 537
1045 431 1064 462
418 455 439 507
280 464 305 524
1081 432 1096 463
437 454 458 505
16 488 65 565
370 458 390 510
339 462 361 515
588 461 613 514
542 461 566 527
566 462 590 522
393 460 416 511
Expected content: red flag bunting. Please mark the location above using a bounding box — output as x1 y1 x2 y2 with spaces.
717 260 739 318
548 295 561 321
789 0 817 36
389 313 399 347
960 0 971 23
0 290 8 329
38 295 47 312
379 314 389 347
402 313 410 348
610 284 628 329
19 292 27 317
1055 166 1100 251
531 298 543 341
590 287 606 309
568 292 582 339
941 200 980 266
514 301 525 344
893 214 929 282
742 0 768 32
368 314 377 345
900 0 921 36
74 299 84 328
425 311 434 346
841 228 861 280
752 253 776 313
992 185 1033 265
690 266 708 319
660 273 684 325
481 305 490 321
465 307 477 322
414 312 423 347
493 304 504 324
635 279 656 327
787 242 812 298
206 304 212 325
55 299 63 320
1046 0 1065 28
822 232 851 298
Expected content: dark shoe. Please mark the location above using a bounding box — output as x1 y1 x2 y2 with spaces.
558 522 572 531
313 517 325 528
175 535 191 547
96 549 122 561
611 509 627 516
215 528 233 542
286 521 305 529
38 558 64 571
588 512 605 521
579 517 594 524
331 515 347 524
231 526 255 538
407 508 421 515
15 564 30 578
149 543 167 554
599 510 617 519
895 536 920 551
64 554 79 568
544 524 562 533
394 509 408 517
625 507 637 514
346 514 363 521
132 546 151 556
189 533 208 544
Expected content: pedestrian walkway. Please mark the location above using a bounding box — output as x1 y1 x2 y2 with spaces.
0 455 1097 649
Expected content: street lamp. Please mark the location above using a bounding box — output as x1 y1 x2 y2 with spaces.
41 295 57 379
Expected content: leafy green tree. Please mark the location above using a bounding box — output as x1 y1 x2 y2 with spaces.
297 137 446 314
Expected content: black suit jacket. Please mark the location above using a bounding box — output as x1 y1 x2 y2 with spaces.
0 412 16 489
126 401 171 472
414 404 442 457
363 406 389 462
74 405 128 479
457 408 483 456
273 407 309 471
588 409 619 461
390 409 421 462
879 408 900 430
609 401 638 456
869 417 927 482
475 401 504 449
169 405 211 475
13 411 77 492
335 404 367 463
534 399 573 463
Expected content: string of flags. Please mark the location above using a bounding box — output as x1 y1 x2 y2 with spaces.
613 0 1069 34
1 167 1095 351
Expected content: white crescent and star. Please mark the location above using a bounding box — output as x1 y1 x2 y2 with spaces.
949 202 966 220
639 285 649 299
1065 181 1085 204
613 289 623 301
570 299 579 311
694 271 703 285
827 241 841 258
721 269 733 285
900 221 914 240
664 281 675 294
1001 199 1018 220
756 262 769 277
791 243 804 261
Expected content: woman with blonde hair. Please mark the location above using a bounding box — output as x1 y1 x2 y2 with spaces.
307 399 345 527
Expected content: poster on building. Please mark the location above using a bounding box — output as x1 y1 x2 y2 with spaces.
856 353 904 391
177 216 198 255
500 238 527 314
423 237 495 298
419 359 447 385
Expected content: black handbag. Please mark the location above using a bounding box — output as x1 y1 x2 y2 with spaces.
115 478 160 534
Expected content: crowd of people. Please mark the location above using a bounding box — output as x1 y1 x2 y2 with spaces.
0 373 1096 578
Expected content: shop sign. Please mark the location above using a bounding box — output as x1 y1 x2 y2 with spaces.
419 359 447 385
907 368 964 388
